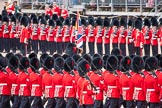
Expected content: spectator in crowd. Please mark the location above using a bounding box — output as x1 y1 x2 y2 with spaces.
45 4 53 16
14 1 20 13
61 5 68 19
148 0 154 7
6 0 15 14
52 2 61 16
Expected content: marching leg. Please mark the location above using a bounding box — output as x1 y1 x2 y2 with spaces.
104 43 110 55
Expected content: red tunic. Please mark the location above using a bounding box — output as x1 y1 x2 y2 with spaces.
157 71 162 99
87 27 95 42
94 26 103 43
0 22 3 37
133 29 144 47
61 9 68 19
55 27 63 42
38 27 47 41
10 24 16 38
53 6 61 16
47 28 55 42
31 25 39 40
7 4 15 14
142 28 151 44
3 24 10 38
103 27 110 44
20 27 28 43
150 28 159 46
45 8 53 16
62 26 70 42
158 27 162 46
118 29 127 44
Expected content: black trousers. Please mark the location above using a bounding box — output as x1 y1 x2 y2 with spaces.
149 102 159 108
4 38 10 53
144 44 150 56
19 96 30 108
97 43 103 55
27 39 31 53
10 38 17 53
15 38 20 51
65 98 78 108
112 43 118 49
55 97 66 108
136 101 146 108
31 40 38 53
120 43 126 56
12 95 20 108
135 47 140 55
83 41 86 54
152 45 158 56
57 42 63 54
126 100 134 108
40 40 47 54
20 43 27 56
80 104 93 108
0 37 3 52
48 41 55 55
46 98 56 108
63 42 70 52
31 96 43 108
94 100 103 108
88 42 94 56
0 95 10 108
104 43 110 55
128 43 135 55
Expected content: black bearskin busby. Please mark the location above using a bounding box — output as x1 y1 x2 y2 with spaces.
64 18 70 26
144 18 151 27
6 52 14 60
131 56 144 73
0 56 8 70
30 57 40 71
72 54 81 64
11 15 16 23
64 57 75 72
40 17 47 25
52 14 58 21
49 19 55 27
151 17 158 27
112 19 119 27
102 54 109 69
135 19 142 30
56 19 62 26
32 17 38 24
106 55 118 72
120 17 126 27
77 60 90 77
91 57 103 71
44 56 54 69
9 55 19 69
62 54 70 60
28 52 37 60
19 57 30 70
40 53 49 65
2 15 9 23
104 17 110 27
93 53 101 59
111 47 122 56
145 56 158 71
59 16 64 23
20 16 29 27
54 57 64 72
81 18 87 26
120 56 131 72
128 19 133 27
96 17 103 26
82 54 92 64
65 43 81 56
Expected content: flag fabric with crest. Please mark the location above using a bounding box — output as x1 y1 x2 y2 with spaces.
75 12 83 48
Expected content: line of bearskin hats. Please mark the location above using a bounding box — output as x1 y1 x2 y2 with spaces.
30 57 40 72
131 55 144 73
49 19 55 27
54 57 64 72
59 16 64 23
112 18 119 27
91 57 103 71
145 56 158 71
111 47 122 56
128 19 133 27
106 55 118 72
44 56 54 70
104 17 110 27
81 18 87 26
151 17 158 27
19 57 30 71
96 17 103 26
64 57 75 72
64 18 70 26
9 55 19 70
56 19 62 26
20 16 29 27
40 53 49 66
120 56 131 72
0 56 8 70
143 18 151 27
77 60 90 77
120 17 127 27
82 53 92 64
88 16 94 26
134 19 142 30
40 17 47 25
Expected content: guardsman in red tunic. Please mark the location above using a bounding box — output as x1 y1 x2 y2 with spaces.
52 2 61 16
119 56 134 108
95 17 103 55
0 15 3 52
111 18 119 48
77 60 94 108
81 18 87 54
103 17 110 55
53 57 66 108
55 19 63 54
127 19 135 55
29 57 43 108
45 4 53 17
19 16 29 56
144 57 160 107
61 5 68 19
47 19 56 55
131 56 146 108
0 57 11 108
142 18 151 56
18 57 31 108
10 15 17 53
159 18 162 54
133 19 143 56
90 57 104 108
150 17 159 56
119 18 127 56
62 57 77 108
104 55 120 108
42 56 55 108
39 53 49 75
87 17 95 56
39 17 48 54
2 15 11 53
8 55 20 108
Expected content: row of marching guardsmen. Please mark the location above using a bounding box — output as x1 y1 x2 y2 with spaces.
1 9 162 56
1 43 162 108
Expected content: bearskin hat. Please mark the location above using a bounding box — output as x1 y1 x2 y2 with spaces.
28 52 37 60
82 54 92 64
88 18 94 26
72 54 81 64
62 54 70 60
144 18 151 27
71 18 76 26
40 17 47 25
159 18 162 26
93 53 101 59
54 57 64 72
2 15 9 22
2 10 7 16
0 15 2 21
48 19 55 27
30 13 37 21
38 15 43 22
130 54 136 59
18 16 22 22
45 15 50 21
145 56 158 71
20 16 29 27
128 19 133 27
64 57 75 72
131 56 144 73
19 57 30 70
44 56 54 69
120 56 131 72
30 57 40 71
106 55 118 72
116 55 124 70
77 60 90 77
104 17 110 27
32 17 38 24
0 56 8 69
53 53 61 60
9 55 19 69
111 47 122 56
81 18 87 26
151 17 158 27
96 17 103 26
56 19 62 26
59 16 64 23
52 14 58 21
120 17 126 27
156 54 162 67
135 19 142 30
15 53 23 60
64 18 70 26
6 52 14 60
112 19 119 27
40 53 49 64
143 55 150 62
91 57 103 71
11 15 16 23
102 54 109 69
65 43 80 56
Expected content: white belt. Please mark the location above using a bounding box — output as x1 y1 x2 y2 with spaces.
108 86 117 89
12 84 18 86
147 89 155 92
96 87 100 90
32 84 40 87
82 91 87 94
20 84 27 87
0 83 7 86
135 87 142 90
122 87 130 90
45 86 52 88
65 86 73 89
55 85 63 88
